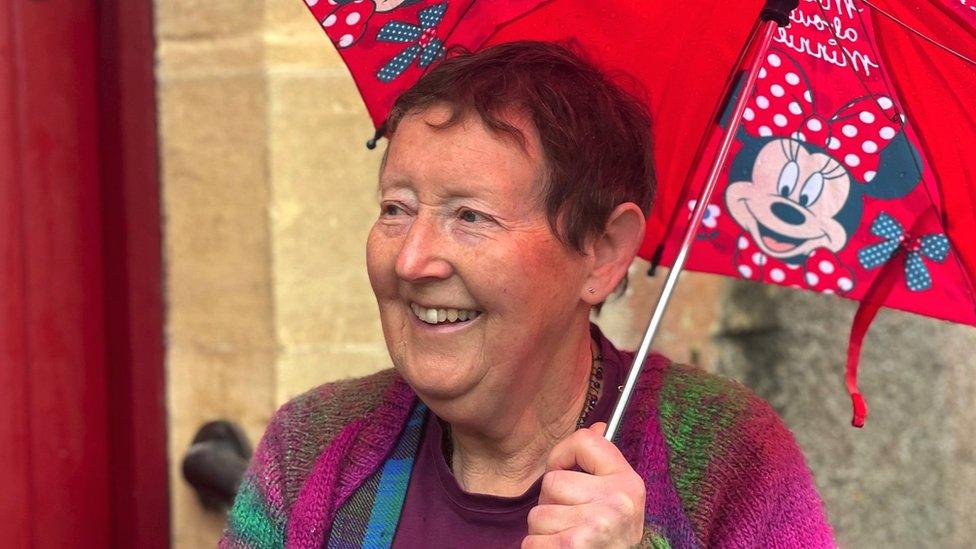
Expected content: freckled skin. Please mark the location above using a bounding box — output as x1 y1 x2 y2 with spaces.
366 104 593 427
369 104 648 545
725 139 851 260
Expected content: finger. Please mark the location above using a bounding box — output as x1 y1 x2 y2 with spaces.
546 424 630 476
538 469 603 505
521 534 559 549
526 504 586 535
522 528 592 549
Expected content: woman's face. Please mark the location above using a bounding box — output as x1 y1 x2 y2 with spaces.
367 105 591 409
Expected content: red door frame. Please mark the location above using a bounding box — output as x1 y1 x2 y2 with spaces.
0 1 168 547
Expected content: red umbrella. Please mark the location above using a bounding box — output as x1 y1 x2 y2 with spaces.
301 0 976 429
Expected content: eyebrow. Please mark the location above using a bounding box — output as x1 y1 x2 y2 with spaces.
378 171 498 197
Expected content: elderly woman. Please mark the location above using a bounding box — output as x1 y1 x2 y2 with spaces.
221 42 833 548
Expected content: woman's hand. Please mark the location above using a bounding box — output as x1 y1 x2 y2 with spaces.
522 422 646 548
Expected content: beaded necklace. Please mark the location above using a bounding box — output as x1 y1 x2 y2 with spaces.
575 348 604 429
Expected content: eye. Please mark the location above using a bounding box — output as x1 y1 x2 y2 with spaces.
458 208 488 223
778 160 800 197
798 172 824 207
380 202 405 216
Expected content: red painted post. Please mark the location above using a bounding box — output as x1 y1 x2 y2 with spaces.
97 0 171 546
0 1 32 545
0 1 169 546
11 0 112 545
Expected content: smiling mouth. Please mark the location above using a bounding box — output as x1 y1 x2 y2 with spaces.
756 223 808 253
410 302 482 325
741 199 813 254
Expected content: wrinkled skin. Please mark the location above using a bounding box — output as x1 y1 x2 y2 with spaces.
367 104 645 547
524 423 646 549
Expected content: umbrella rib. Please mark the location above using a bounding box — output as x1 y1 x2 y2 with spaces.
421 0 478 79
854 2 976 303
860 0 976 67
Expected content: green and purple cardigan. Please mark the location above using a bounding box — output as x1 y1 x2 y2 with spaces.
220 349 834 548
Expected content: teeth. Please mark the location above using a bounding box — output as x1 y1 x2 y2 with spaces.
411 303 481 325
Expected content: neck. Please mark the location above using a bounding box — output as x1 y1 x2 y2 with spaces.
439 322 596 496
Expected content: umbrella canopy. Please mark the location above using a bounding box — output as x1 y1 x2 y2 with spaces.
301 0 976 422
302 0 976 324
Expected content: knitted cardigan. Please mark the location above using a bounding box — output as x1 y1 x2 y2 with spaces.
220 351 834 548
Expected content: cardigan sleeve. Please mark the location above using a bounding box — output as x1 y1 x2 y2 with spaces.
219 406 291 549
658 364 835 548
708 395 835 548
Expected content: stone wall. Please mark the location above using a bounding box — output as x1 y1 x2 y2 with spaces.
156 1 975 546
714 282 976 547
157 1 276 545
157 0 390 544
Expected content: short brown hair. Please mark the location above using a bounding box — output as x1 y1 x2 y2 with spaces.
385 41 655 253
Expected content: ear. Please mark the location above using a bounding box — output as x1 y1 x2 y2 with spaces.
580 202 646 305
860 131 923 199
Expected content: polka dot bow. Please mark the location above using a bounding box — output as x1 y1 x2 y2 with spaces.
375 2 447 82
318 0 374 49
857 212 950 292
741 51 903 183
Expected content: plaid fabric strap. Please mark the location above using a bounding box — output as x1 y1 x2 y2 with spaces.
326 402 428 549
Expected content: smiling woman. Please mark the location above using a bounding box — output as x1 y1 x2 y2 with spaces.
220 42 834 549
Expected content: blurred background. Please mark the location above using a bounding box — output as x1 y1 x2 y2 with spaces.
2 1 974 547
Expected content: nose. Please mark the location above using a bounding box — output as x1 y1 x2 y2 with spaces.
395 215 454 282
771 202 806 226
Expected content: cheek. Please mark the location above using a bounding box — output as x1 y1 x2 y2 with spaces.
366 226 400 294
459 236 581 314
726 182 757 226
810 184 850 220
819 218 850 251
507 242 583 304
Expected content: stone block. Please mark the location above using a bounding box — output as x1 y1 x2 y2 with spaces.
598 261 726 368
276 345 392 405
156 36 265 78
159 73 275 348
167 345 277 549
714 281 976 547
265 0 351 69
267 71 385 353
155 0 264 41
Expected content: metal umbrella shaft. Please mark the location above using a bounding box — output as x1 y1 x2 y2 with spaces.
605 17 785 442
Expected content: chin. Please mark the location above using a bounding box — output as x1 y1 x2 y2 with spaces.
393 351 483 402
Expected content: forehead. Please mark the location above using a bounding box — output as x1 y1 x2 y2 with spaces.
380 105 545 200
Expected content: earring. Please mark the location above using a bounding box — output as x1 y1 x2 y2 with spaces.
587 287 596 294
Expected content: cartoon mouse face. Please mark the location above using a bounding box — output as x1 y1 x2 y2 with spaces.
726 138 852 260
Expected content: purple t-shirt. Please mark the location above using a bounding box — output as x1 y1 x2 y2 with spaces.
392 334 624 548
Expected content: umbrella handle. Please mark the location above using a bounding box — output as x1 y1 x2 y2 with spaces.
605 3 796 442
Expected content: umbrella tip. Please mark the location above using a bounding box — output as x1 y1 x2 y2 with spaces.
761 0 799 26
646 244 665 277
366 125 387 150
